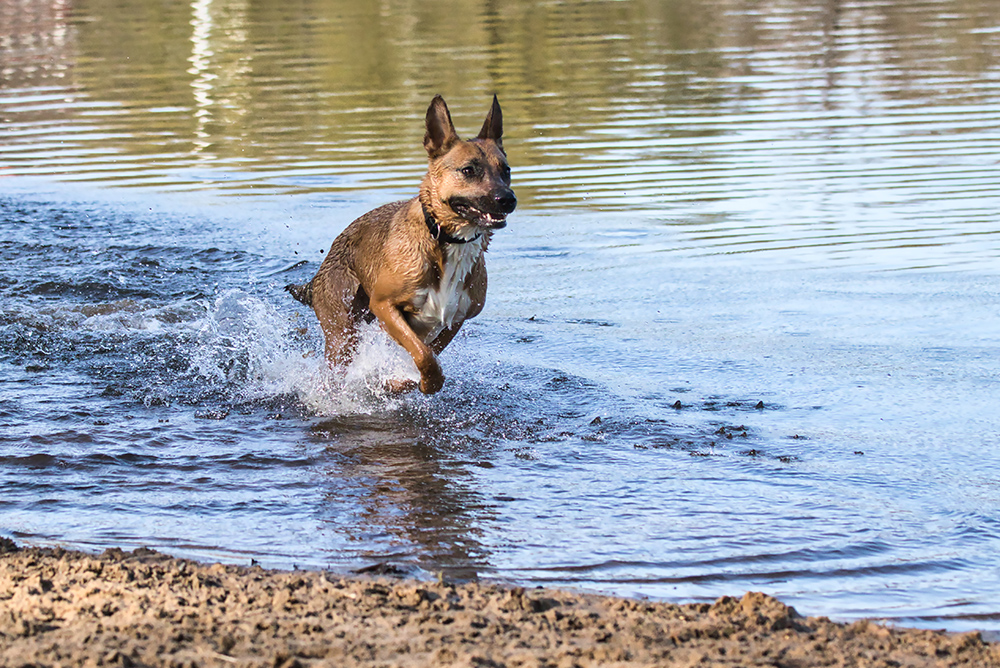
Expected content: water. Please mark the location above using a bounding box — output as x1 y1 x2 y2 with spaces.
2 0 1000 632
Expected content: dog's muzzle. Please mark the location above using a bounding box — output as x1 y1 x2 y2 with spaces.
450 190 517 229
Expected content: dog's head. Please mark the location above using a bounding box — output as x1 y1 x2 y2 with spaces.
421 95 516 237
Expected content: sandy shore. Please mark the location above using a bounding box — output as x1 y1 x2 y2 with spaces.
1 540 996 668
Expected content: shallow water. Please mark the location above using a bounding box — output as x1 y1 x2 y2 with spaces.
3 0 1000 632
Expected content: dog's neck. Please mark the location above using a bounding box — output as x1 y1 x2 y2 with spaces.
421 203 481 245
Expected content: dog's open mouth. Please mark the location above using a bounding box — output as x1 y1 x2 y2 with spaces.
449 197 514 230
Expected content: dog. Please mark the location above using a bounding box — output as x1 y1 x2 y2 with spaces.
286 95 516 395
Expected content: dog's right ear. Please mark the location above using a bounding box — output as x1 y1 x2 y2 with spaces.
424 95 460 159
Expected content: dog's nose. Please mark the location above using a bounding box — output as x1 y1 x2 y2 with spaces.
495 190 517 214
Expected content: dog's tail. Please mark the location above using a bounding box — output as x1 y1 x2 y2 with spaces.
284 280 314 307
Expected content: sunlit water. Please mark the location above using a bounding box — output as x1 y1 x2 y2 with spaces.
3 0 1000 632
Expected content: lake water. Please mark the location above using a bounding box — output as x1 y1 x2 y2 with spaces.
3 0 1000 632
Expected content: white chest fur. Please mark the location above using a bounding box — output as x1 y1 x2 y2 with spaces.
410 237 485 343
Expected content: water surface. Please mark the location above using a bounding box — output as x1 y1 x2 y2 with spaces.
2 0 1000 632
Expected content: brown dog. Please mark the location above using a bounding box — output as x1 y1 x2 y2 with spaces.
286 95 516 395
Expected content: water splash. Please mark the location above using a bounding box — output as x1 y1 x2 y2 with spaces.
186 289 421 416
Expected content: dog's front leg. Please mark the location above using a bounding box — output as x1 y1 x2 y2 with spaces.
368 298 445 395
430 321 464 355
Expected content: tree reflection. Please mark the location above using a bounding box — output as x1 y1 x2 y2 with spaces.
2 0 999 204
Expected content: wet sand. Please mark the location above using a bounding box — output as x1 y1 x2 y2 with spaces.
1 540 996 667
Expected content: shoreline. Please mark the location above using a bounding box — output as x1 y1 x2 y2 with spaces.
1 541 997 667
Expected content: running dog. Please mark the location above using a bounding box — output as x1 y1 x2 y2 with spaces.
286 95 516 394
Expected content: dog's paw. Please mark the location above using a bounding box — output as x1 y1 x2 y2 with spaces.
383 379 419 395
419 369 445 395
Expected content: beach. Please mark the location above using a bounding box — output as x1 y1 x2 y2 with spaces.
1 541 996 668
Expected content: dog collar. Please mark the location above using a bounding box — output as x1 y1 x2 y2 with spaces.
423 206 481 245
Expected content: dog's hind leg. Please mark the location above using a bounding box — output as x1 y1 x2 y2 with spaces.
309 267 363 368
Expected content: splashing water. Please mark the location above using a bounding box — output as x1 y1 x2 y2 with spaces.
167 289 424 416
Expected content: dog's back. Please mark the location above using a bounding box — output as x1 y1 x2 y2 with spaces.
284 200 408 309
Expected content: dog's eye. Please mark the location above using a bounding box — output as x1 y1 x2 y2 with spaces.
500 164 511 179
460 165 478 178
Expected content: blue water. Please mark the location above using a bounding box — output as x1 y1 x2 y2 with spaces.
3 0 1000 633
3 183 999 632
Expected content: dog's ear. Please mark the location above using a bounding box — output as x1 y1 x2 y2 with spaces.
424 95 460 159
477 94 503 146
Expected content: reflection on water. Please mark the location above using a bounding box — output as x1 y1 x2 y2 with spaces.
310 413 493 580
2 0 1000 632
3 0 999 268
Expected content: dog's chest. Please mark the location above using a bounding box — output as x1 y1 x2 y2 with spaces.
409 240 484 342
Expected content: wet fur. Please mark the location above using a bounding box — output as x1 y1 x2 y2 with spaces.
286 95 515 395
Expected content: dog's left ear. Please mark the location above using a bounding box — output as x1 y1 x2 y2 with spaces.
477 94 503 147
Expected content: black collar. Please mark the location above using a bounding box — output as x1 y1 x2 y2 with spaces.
422 205 481 245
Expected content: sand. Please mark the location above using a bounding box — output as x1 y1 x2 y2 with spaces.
1 539 996 667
